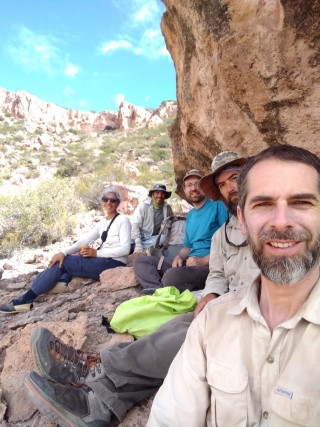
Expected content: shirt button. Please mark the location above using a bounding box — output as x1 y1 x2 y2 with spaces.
244 257 247 260
263 411 268 419
267 355 274 363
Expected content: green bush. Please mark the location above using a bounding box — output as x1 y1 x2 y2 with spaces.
12 134 24 142
55 158 80 177
0 178 82 257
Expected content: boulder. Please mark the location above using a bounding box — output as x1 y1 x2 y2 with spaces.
99 266 139 292
161 0 320 195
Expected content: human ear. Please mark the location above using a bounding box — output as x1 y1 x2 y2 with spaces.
237 206 247 237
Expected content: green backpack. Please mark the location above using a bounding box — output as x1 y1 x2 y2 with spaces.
110 286 197 339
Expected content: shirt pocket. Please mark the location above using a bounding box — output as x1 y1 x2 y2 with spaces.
207 360 248 426
270 388 320 426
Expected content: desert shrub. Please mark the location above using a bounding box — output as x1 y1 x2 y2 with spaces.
4 111 11 118
136 164 163 187
12 134 24 142
75 175 104 210
0 116 4 121
55 158 80 177
69 128 78 135
75 162 130 209
0 178 82 257
0 122 15 134
26 169 40 179
150 146 168 162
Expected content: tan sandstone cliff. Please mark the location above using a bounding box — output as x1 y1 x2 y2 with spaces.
161 0 320 194
0 87 177 133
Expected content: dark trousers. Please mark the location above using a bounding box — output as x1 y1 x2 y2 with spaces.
90 312 194 421
133 255 209 292
30 255 125 296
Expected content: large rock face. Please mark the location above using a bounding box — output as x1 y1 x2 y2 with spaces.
161 0 320 193
0 87 177 133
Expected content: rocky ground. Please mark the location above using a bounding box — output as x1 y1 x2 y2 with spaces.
0 211 154 426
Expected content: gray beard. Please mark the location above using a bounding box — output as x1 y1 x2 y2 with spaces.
247 229 320 285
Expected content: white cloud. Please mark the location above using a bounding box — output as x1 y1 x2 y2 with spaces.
65 63 79 78
104 0 168 60
160 46 170 56
7 26 61 75
134 1 159 23
115 93 125 106
7 25 81 77
145 95 150 103
102 40 132 54
79 99 88 107
102 29 168 60
64 86 74 96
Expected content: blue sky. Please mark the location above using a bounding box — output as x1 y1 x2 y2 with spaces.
0 0 176 112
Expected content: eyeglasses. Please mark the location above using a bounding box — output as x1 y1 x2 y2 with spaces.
101 197 118 203
184 182 200 189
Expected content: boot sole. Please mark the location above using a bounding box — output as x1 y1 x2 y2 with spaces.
23 372 90 427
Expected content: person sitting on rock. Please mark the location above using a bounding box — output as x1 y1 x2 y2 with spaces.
131 183 173 253
133 169 229 292
0 188 131 314
21 152 259 426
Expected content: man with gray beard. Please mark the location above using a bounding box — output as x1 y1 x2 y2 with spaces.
148 144 320 426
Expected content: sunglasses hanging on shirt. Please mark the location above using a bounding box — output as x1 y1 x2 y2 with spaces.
224 218 248 248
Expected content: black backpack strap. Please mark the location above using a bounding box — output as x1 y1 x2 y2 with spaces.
101 213 120 243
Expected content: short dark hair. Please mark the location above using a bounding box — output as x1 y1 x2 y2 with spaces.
238 145 320 212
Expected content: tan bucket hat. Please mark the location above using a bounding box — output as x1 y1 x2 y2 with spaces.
199 151 247 200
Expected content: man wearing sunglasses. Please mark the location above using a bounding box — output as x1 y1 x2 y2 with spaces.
131 183 173 253
22 152 260 426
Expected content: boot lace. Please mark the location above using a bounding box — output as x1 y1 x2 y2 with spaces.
50 338 102 380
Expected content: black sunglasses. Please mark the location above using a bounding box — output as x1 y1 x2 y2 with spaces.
225 218 248 248
101 197 118 203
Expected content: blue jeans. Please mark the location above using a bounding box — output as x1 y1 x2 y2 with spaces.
140 234 165 249
31 255 125 296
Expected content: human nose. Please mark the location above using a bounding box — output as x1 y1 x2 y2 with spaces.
226 181 237 194
270 202 295 231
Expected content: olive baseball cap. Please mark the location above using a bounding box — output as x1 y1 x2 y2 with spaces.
199 151 247 200
183 169 205 181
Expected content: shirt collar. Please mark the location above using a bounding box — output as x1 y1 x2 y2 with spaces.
229 273 320 327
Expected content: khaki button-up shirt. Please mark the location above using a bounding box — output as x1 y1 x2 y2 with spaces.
203 215 259 298
148 277 320 426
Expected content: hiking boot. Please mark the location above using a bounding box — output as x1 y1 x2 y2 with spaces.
46 281 68 295
31 327 105 385
0 301 33 314
23 370 111 427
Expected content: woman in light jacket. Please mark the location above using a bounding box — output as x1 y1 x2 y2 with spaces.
0 187 131 313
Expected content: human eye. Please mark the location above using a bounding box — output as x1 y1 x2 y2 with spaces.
218 182 225 188
292 199 313 207
251 201 272 209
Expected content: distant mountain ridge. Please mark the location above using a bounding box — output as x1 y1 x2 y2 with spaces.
0 87 177 133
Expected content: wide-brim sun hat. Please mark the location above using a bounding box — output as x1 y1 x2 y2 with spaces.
200 151 247 201
148 183 172 199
